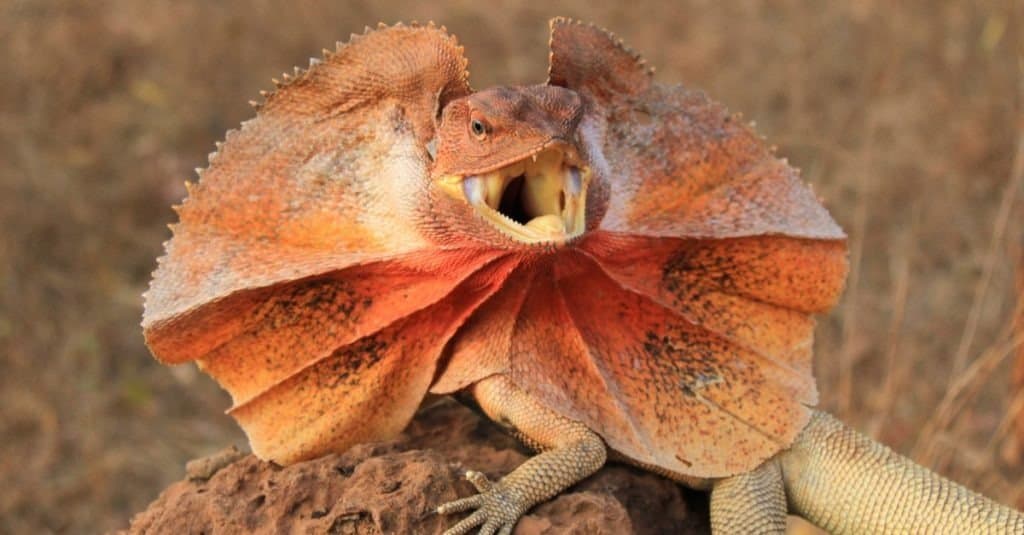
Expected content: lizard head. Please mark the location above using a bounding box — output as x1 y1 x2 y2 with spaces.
431 85 592 244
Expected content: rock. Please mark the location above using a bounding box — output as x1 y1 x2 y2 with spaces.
119 401 710 534
185 445 247 481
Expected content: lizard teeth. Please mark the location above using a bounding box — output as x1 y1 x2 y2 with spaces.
462 172 513 210
462 175 486 205
565 166 582 197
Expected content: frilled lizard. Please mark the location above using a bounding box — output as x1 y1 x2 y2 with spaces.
143 19 1024 534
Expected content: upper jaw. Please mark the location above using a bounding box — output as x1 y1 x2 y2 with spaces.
436 144 590 244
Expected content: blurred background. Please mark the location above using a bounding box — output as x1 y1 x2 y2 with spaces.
1 1 1022 533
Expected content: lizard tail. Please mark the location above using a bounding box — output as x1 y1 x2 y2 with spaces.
779 410 1023 534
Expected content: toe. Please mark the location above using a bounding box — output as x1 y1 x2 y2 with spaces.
441 509 486 535
466 470 494 493
437 495 484 515
479 518 501 535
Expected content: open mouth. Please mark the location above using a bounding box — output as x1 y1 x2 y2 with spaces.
437 148 590 243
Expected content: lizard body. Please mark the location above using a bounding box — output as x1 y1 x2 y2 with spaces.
143 19 1024 534
448 374 1022 534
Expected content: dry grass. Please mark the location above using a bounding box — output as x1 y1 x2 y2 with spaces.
1010 235 1024 468
1 1 1021 533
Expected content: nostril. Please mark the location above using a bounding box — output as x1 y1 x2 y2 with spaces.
558 191 566 212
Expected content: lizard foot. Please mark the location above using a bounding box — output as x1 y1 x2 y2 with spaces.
438 470 527 535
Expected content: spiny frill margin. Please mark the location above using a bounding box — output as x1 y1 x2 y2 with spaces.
142 22 493 464
432 18 849 479
547 17 655 87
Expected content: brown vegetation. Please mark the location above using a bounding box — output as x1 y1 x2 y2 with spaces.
1 1 1021 533
1011 239 1024 487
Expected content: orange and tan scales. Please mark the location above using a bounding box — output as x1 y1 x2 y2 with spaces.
143 19 1023 534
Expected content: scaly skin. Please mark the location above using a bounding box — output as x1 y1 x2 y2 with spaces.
779 411 1024 534
438 375 606 535
710 460 787 533
142 19 1024 535
441 376 1024 534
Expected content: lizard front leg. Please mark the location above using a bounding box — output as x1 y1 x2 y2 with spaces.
437 374 607 535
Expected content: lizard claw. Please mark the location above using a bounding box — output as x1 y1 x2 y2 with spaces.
438 471 526 535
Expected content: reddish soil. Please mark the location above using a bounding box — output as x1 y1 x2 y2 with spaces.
119 401 710 534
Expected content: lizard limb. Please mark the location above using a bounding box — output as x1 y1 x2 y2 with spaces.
437 374 607 535
710 459 787 534
779 410 1024 534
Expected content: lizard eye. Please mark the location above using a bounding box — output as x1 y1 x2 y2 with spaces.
470 118 488 139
